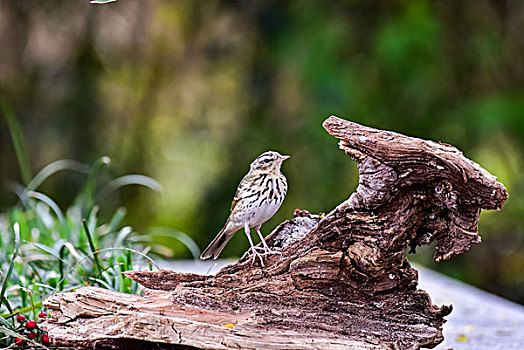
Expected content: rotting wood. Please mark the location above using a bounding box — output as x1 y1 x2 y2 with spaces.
42 116 508 350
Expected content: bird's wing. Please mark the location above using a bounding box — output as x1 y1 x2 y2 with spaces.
230 195 240 211
230 172 255 212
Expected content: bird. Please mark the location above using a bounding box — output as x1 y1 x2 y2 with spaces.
200 151 289 266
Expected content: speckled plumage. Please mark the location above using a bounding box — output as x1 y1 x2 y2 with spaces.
200 151 289 264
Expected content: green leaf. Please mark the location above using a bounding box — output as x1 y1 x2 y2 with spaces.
114 226 133 248
0 325 24 340
1 96 31 185
27 287 37 321
96 174 163 201
0 315 13 330
80 156 111 211
26 159 90 192
82 219 104 278
27 191 66 225
0 223 21 311
141 227 201 259
107 207 127 235
29 241 71 269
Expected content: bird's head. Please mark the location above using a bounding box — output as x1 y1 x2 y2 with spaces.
250 151 290 173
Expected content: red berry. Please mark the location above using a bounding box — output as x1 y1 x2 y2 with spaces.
38 312 47 318
42 333 50 344
28 331 37 339
26 320 36 329
16 314 26 323
15 337 24 345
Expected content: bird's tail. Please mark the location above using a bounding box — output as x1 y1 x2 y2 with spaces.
200 222 237 260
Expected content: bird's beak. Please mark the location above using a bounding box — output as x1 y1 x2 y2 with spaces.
280 155 290 161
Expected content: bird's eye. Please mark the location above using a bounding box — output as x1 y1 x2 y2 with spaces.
263 158 272 164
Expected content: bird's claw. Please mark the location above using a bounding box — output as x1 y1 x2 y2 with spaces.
245 246 282 267
246 247 266 267
262 247 282 256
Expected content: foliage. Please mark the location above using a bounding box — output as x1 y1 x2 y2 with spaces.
0 120 198 346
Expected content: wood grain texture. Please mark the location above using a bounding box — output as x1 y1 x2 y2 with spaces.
42 116 508 349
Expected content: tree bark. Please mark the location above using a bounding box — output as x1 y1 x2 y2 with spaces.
42 116 508 349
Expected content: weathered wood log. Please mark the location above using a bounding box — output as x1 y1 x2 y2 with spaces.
42 116 508 349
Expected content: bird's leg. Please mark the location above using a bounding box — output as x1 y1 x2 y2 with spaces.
255 226 281 255
244 223 265 267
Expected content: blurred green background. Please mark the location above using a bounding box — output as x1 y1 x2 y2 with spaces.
0 1 522 303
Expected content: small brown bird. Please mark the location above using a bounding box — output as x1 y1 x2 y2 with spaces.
200 151 289 265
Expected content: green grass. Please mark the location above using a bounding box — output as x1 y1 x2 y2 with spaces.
0 106 199 347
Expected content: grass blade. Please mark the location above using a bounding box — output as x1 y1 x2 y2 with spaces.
0 300 42 320
81 156 111 211
27 288 37 321
51 247 158 294
0 325 50 350
96 174 163 201
26 159 90 192
114 226 132 247
0 223 21 311
107 207 127 234
28 241 59 259
4 179 26 204
27 191 65 224
0 315 13 329
58 244 66 292
142 227 201 259
1 97 31 185
0 297 14 319
0 325 23 339
82 219 103 278
87 277 112 289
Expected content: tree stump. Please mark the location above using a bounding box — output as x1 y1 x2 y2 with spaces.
42 116 508 349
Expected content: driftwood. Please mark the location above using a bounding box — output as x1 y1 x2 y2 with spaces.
42 116 508 349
